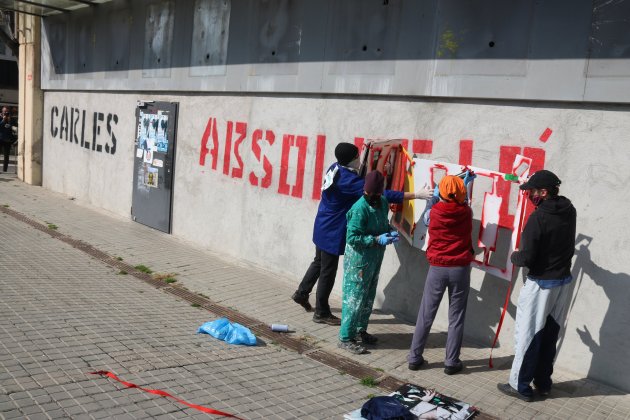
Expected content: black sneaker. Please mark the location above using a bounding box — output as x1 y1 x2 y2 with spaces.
338 340 366 355
358 330 378 344
291 292 312 312
496 383 534 402
534 386 550 397
408 358 425 371
312 313 341 326
444 361 463 375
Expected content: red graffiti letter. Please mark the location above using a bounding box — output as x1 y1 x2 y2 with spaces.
223 121 247 178
223 121 234 175
199 117 219 170
311 135 326 200
231 122 247 179
412 139 433 155
521 146 546 219
354 137 365 151
459 140 473 166
497 146 522 228
278 134 308 198
249 129 275 188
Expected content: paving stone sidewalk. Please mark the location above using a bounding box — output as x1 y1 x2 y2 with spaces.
1 173 629 419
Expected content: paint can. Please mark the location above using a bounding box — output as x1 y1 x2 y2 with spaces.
271 324 289 332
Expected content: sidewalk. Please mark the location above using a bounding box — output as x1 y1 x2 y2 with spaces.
1 172 628 419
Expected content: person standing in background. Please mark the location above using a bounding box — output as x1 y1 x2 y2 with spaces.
0 106 17 172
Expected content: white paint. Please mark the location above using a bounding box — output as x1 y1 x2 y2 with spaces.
42 91 630 392
479 193 501 248
410 158 531 281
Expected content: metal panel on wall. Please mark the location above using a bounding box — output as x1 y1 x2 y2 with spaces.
189 0 231 77
433 0 532 77
249 0 301 76
105 6 132 77
131 101 178 233
325 0 401 76
142 1 175 79
40 0 630 103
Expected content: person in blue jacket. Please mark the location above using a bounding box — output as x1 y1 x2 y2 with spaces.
292 142 432 325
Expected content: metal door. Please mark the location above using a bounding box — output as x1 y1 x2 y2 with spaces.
131 101 178 233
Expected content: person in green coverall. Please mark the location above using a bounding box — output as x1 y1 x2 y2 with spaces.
338 170 429 354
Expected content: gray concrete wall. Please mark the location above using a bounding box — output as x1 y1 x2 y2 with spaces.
40 0 630 103
42 90 630 392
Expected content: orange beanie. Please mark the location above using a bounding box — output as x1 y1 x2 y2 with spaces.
438 175 466 204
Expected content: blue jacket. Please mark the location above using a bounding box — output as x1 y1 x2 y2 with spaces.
312 163 403 255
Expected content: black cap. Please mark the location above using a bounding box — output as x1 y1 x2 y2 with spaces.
520 170 561 190
335 143 359 166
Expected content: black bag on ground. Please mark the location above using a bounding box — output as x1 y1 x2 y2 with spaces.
360 396 415 420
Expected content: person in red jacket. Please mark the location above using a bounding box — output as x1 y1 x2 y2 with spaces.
407 174 474 375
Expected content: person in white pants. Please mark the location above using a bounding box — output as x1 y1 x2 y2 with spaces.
497 170 577 402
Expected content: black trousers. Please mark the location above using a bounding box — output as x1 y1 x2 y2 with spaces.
1 142 12 172
296 247 340 316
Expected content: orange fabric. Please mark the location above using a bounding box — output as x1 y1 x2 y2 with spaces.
439 175 466 204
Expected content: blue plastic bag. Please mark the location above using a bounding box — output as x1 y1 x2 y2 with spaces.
197 318 231 340
197 318 257 346
224 322 257 346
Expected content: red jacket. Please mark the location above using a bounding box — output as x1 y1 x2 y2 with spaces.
426 201 473 267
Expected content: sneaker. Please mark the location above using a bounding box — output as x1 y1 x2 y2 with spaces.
338 340 366 355
408 358 425 371
312 313 341 326
534 385 551 397
496 383 534 402
291 292 312 312
358 330 378 344
444 361 463 375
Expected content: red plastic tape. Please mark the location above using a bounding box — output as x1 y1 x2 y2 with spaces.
89 371 244 419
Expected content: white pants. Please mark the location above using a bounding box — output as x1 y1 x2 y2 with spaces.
509 278 572 396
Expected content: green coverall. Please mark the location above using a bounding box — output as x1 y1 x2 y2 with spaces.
339 195 391 342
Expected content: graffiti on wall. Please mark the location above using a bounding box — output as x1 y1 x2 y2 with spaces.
410 156 532 281
198 116 548 230
49 105 119 154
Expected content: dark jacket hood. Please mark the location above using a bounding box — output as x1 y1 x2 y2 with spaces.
537 196 574 215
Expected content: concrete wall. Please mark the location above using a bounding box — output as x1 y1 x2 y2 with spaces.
42 90 630 392
40 0 630 103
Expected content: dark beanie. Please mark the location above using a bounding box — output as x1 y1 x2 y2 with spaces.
364 171 385 194
335 143 359 166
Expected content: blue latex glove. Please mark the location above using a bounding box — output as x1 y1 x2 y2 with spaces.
463 170 477 187
377 231 400 246
433 184 440 198
376 234 390 246
387 231 400 243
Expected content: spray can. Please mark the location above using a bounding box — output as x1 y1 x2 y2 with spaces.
271 324 289 332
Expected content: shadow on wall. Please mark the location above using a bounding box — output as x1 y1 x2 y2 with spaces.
465 219 517 350
381 239 430 324
382 218 517 351
568 235 630 393
465 272 516 349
